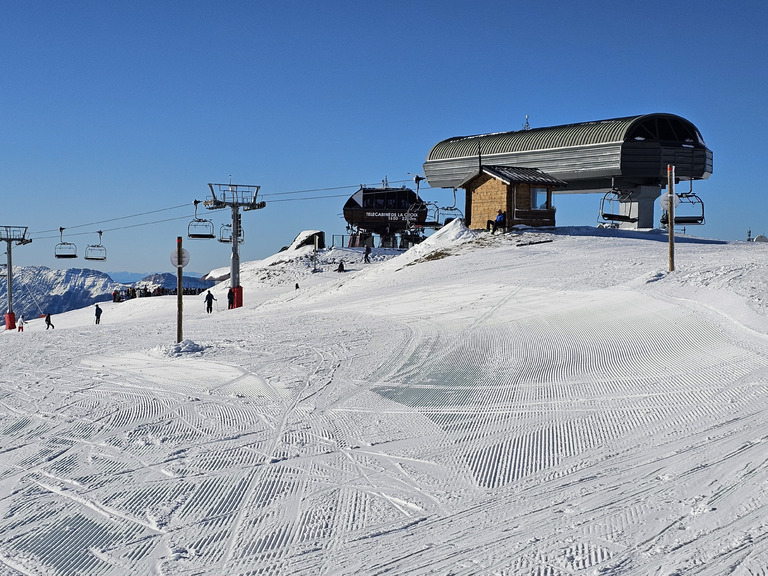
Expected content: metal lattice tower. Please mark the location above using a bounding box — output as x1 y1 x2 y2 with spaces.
203 182 266 307
1 226 32 329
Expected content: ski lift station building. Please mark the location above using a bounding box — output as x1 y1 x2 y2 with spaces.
422 113 713 230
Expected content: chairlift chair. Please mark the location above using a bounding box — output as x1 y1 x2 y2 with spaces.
218 223 244 244
599 189 638 224
188 200 216 239
84 230 107 261
660 179 705 226
54 227 78 259
439 206 464 227
660 182 705 226
438 188 464 226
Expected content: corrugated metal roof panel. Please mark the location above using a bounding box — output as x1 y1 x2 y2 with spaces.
482 166 568 187
428 116 638 161
425 113 709 162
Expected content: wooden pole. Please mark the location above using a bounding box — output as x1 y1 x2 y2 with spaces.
177 236 183 343
667 165 675 272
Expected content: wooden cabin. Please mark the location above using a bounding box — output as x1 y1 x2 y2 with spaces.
461 165 566 230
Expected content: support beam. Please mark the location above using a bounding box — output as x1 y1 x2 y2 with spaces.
615 185 662 229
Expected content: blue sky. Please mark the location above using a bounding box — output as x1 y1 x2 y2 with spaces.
2 0 766 275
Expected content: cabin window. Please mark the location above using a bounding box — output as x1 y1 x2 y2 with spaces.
532 187 548 210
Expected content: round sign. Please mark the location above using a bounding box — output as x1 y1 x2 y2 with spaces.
658 193 681 211
171 248 190 268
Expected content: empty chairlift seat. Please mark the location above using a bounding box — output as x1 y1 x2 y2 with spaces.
188 219 216 239
660 193 705 226
188 200 216 239
218 223 244 244
84 230 107 261
599 190 638 224
54 227 78 259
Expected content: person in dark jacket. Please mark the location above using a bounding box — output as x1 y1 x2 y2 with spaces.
487 209 506 233
45 313 54 329
95 304 102 324
204 291 216 313
227 288 235 309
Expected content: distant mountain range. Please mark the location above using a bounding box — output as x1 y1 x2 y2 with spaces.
0 266 214 323
108 271 209 284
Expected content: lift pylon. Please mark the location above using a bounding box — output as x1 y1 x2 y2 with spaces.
199 181 266 308
1 226 32 330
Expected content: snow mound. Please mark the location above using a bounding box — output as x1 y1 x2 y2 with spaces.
154 339 208 357
382 218 479 269
204 230 322 280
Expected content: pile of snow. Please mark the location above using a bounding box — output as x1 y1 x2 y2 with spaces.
153 339 209 357
3 222 768 575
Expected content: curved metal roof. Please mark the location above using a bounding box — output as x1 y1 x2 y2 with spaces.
480 166 567 188
426 113 707 161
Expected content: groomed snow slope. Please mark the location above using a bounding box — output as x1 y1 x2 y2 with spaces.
3 221 768 576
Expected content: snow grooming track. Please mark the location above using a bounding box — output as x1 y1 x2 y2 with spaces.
353 268 768 574
5 225 768 574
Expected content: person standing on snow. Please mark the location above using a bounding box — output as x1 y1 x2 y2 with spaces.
45 313 54 329
227 288 235 310
204 291 216 314
95 304 102 324
364 244 372 263
17 315 24 332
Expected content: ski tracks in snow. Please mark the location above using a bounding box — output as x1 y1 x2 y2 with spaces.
5 233 768 574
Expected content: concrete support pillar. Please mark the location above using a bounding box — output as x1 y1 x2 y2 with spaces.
618 185 662 229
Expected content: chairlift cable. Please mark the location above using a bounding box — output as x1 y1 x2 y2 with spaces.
30 203 191 235
31 215 194 240
260 179 412 198
27 179 434 240
20 280 45 317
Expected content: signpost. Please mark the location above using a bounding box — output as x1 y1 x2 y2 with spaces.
659 167 680 273
666 165 675 272
171 237 190 343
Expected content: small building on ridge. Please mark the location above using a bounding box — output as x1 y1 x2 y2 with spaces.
460 166 566 230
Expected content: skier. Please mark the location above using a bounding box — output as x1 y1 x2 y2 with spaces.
95 304 102 324
227 288 235 309
45 313 54 329
17 315 24 332
364 244 371 263
204 291 216 314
